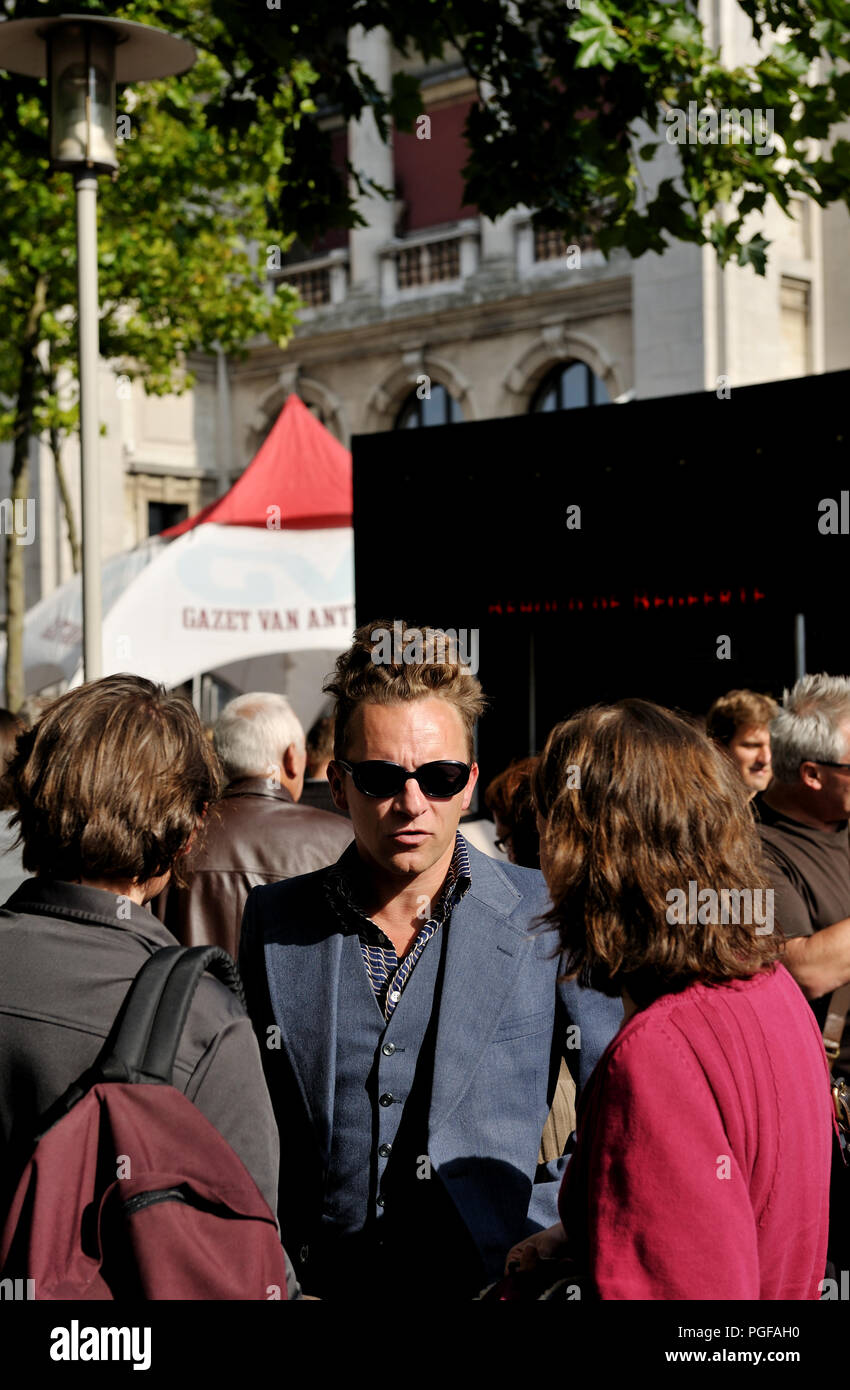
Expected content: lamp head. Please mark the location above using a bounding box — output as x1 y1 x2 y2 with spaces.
0 14 196 174
49 21 118 172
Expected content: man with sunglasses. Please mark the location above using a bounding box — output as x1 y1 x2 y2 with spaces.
239 621 622 1299
755 673 850 1086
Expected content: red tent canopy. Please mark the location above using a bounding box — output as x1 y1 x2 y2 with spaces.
163 393 352 537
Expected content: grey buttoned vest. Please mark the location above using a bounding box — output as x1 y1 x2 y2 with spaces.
313 915 482 1293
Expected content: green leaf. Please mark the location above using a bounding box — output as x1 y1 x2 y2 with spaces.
390 71 424 131
570 0 630 71
737 233 771 276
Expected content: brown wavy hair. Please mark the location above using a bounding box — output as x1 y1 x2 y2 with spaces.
533 699 779 1004
5 674 223 885
324 619 486 760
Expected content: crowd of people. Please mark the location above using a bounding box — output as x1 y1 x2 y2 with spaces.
0 625 846 1300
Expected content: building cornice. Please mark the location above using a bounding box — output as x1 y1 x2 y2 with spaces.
124 459 219 480
230 273 632 379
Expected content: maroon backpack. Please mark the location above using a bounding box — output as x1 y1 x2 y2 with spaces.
0 945 289 1300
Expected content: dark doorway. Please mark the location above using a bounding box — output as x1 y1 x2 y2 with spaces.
148 501 188 537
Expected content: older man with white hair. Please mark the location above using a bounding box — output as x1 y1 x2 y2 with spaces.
755 673 850 1086
154 692 352 960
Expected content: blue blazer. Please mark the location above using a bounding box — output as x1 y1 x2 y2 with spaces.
239 838 622 1278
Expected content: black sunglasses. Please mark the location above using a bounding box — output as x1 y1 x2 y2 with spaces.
336 759 471 799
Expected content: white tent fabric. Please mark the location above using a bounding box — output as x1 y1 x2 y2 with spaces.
0 536 164 695
0 524 354 695
205 648 343 731
77 523 354 688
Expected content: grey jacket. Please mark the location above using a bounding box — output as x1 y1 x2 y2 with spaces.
0 877 298 1295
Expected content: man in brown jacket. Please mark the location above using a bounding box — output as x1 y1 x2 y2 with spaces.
154 692 352 959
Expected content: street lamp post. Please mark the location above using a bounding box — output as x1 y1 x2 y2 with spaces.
0 15 195 682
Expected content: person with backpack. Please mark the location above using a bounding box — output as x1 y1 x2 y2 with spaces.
0 674 300 1300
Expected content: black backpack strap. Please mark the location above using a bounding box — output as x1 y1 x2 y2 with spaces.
27 947 186 1140
97 945 244 1085
95 946 187 1083
30 946 244 1143
137 946 244 1083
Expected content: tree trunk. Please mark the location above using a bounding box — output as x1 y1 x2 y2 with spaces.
49 419 82 575
5 275 48 712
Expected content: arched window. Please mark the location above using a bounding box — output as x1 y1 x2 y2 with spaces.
395 382 464 428
530 361 610 411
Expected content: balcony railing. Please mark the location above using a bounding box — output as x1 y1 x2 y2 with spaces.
286 265 331 307
380 220 480 303
534 224 567 262
272 248 349 312
516 214 602 275
534 222 597 261
397 237 460 288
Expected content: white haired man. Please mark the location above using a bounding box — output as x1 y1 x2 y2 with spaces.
153 692 352 959
755 673 850 1085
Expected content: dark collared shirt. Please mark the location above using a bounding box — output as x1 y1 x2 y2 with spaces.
324 833 471 1020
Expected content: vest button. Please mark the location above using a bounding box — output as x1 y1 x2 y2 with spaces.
378 1142 392 1157
379 1092 394 1107
376 1195 385 1208
382 1042 395 1056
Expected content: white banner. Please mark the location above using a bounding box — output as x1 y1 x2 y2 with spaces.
0 525 354 695
0 537 163 695
92 524 355 687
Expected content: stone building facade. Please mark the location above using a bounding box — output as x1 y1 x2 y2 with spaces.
3 6 849 619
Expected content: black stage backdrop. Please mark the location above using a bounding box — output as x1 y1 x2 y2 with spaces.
353 369 848 788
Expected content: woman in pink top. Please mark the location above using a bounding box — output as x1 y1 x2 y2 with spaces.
506 699 833 1300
